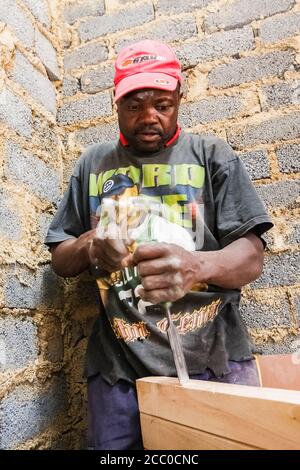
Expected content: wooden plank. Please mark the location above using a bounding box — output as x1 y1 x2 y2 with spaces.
136 377 300 450
140 413 258 450
255 354 300 391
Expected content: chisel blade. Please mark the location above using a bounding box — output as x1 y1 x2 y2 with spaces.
163 302 189 385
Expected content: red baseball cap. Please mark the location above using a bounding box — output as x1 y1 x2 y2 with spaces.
114 40 182 102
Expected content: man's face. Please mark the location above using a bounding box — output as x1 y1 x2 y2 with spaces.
116 87 181 154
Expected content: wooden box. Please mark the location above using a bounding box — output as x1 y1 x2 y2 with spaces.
136 376 300 450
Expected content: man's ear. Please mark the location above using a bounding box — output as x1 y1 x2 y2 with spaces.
113 90 120 113
176 83 183 102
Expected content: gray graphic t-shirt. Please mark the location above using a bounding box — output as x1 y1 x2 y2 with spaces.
45 131 273 385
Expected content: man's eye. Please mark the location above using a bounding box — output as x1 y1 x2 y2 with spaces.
156 105 171 112
128 104 139 111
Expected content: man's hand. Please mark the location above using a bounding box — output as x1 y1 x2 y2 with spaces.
51 225 130 277
89 229 130 273
123 243 201 304
122 233 264 304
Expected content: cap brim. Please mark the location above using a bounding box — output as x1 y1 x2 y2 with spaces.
114 72 178 102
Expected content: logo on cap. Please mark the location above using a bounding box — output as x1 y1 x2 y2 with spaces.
103 179 114 193
154 78 171 85
121 54 166 68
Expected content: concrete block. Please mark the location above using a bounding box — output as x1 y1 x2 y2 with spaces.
264 218 300 252
204 0 295 33
240 293 292 329
35 28 60 81
260 80 300 111
78 2 154 41
80 63 114 94
73 122 119 147
252 252 300 288
256 179 299 209
209 51 295 89
179 94 245 128
276 143 300 174
4 264 64 310
64 42 108 70
253 334 300 355
239 150 270 180
0 88 32 138
0 374 67 449
39 265 64 308
157 0 214 14
64 0 105 24
115 16 198 52
0 192 22 240
10 51 56 115
22 0 51 28
260 11 300 44
61 76 79 97
32 115 61 156
286 222 300 246
57 91 112 125
228 111 300 149
5 140 61 204
176 26 254 68
0 0 34 48
0 315 38 371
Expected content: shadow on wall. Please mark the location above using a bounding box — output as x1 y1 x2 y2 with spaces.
1 263 100 449
3 264 64 310
58 272 101 449
0 373 68 449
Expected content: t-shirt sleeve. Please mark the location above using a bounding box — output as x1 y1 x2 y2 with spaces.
212 154 273 248
45 173 87 247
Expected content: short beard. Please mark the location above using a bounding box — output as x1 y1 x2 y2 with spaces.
122 127 176 154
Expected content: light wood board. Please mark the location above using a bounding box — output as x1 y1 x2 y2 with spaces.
136 377 300 450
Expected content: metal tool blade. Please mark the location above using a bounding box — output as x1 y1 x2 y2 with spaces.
163 302 189 385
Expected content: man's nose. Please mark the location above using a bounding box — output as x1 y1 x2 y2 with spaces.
140 106 159 124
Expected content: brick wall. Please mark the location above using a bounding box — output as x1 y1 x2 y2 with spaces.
0 0 70 450
0 0 299 450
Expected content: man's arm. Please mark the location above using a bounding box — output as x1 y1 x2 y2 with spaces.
50 227 130 278
50 230 95 277
123 232 264 304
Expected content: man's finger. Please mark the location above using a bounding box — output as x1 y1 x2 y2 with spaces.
95 253 120 272
137 256 181 276
93 236 129 257
138 287 182 304
141 273 180 291
122 253 135 267
132 242 170 263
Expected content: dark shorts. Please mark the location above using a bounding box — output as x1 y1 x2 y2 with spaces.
87 359 260 450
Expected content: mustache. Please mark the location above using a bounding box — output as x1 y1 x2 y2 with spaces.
134 126 163 136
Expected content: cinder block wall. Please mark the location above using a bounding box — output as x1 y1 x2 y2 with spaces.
0 0 299 450
0 0 71 450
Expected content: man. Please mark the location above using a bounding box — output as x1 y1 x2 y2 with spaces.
45 40 273 450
